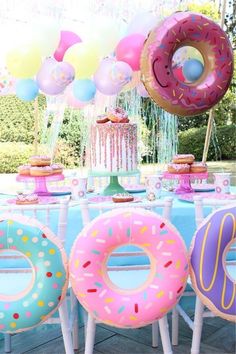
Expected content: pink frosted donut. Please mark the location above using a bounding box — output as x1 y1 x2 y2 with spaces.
69 208 188 328
141 12 234 117
190 205 236 322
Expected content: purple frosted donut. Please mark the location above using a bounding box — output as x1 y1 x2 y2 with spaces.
141 12 234 117
190 205 236 321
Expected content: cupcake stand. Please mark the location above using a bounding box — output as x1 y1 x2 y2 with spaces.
16 173 70 196
163 171 208 194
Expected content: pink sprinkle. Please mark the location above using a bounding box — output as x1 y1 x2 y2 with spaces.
26 311 32 318
0 324 5 330
0 230 4 237
53 283 58 289
10 246 17 250
0 244 4 248
4 303 10 310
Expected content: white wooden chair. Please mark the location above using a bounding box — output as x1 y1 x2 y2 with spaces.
0 199 77 354
171 196 236 354
74 197 175 354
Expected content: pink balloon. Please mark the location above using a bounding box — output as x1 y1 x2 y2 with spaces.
37 58 75 95
54 30 82 62
94 58 133 95
137 82 149 97
115 34 146 71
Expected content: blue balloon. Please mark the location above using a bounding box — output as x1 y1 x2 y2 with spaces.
73 79 96 102
182 59 204 82
16 79 39 101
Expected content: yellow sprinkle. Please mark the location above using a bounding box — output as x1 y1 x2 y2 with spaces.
141 243 151 247
75 259 80 268
203 22 209 26
157 291 165 298
228 61 232 66
7 220 14 225
179 88 185 91
160 307 168 313
183 31 187 37
97 269 102 276
176 38 180 43
77 292 86 298
164 51 169 56
178 93 183 100
38 300 44 307
217 85 222 90
25 251 31 257
56 271 63 278
49 248 55 255
105 298 114 303
176 260 181 269
40 315 46 321
167 240 175 244
91 230 98 237
22 236 29 242
220 36 225 40
222 44 224 50
173 44 177 50
140 226 148 234
10 322 17 328
129 315 137 321
197 25 202 30
173 90 176 97
171 30 176 35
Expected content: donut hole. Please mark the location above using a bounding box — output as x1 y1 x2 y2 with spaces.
105 245 152 292
223 240 236 283
172 46 204 84
0 250 35 301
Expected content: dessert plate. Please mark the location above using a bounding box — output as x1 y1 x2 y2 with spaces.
178 192 236 203
123 184 146 193
7 196 59 205
192 183 215 192
88 196 142 203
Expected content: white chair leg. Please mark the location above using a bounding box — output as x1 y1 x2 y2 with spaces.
58 299 74 354
151 321 159 347
191 297 205 354
70 288 79 350
4 334 11 353
85 313 96 354
171 306 179 345
158 316 173 354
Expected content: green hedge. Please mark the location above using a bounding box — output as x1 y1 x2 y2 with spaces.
0 140 78 173
178 124 236 161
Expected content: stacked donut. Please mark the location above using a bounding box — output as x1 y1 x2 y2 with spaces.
18 156 64 177
96 107 129 124
168 154 208 174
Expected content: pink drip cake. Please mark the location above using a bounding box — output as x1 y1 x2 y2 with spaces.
89 122 138 174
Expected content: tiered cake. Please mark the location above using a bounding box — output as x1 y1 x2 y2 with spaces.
89 108 138 175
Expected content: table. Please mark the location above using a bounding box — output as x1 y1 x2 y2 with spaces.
1 187 236 255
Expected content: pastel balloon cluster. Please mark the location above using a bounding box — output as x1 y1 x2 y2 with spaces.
3 11 159 104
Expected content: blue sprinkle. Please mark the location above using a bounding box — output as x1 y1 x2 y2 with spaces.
91 249 100 255
118 306 125 314
94 282 103 288
93 310 99 317
160 230 168 235
143 291 148 301
159 44 165 49
156 272 163 279
108 227 113 236
126 227 131 238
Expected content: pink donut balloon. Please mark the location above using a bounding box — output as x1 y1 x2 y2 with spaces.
140 12 234 117
190 205 236 322
69 208 189 328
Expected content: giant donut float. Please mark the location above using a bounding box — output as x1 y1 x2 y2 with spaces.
0 214 68 333
190 205 236 322
69 208 188 328
140 12 234 117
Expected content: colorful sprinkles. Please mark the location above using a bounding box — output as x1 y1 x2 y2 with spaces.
69 208 189 328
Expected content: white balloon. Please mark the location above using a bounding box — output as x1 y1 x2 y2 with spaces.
30 17 61 57
126 11 161 38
